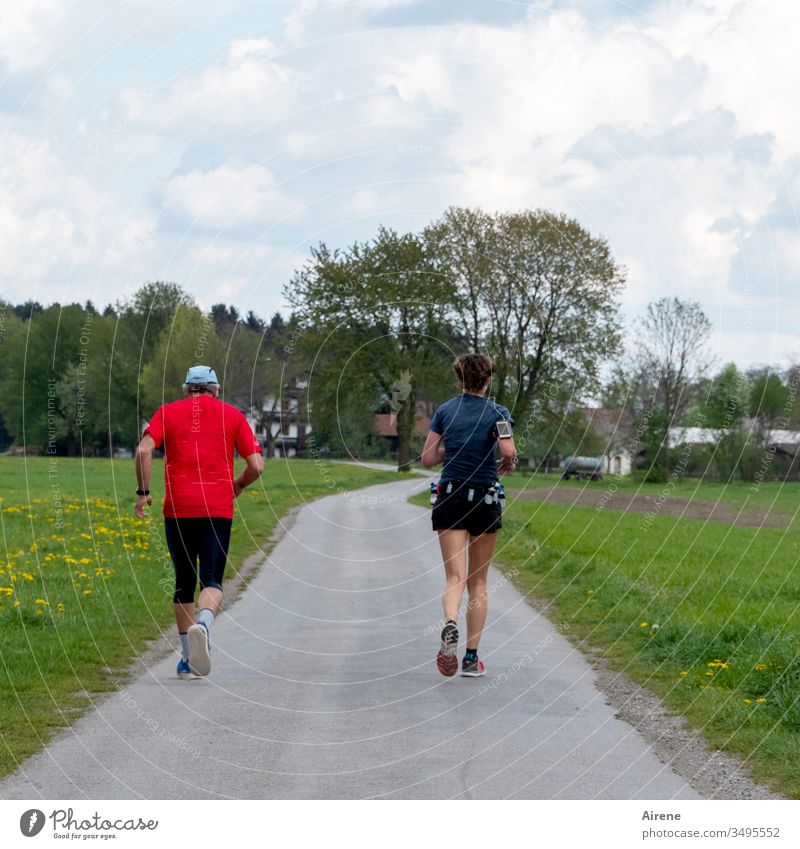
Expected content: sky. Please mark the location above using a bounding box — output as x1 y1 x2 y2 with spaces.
0 0 798 370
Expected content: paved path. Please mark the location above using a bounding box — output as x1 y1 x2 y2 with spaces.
1 479 700 800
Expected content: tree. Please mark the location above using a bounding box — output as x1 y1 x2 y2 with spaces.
210 303 240 333
245 310 266 332
688 363 748 482
630 297 712 478
13 300 44 320
55 312 143 454
118 281 194 362
747 367 789 436
695 362 746 428
286 227 458 470
139 305 226 414
0 303 86 451
634 297 712 425
426 207 625 417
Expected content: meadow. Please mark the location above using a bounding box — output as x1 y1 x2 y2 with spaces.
414 473 800 796
0 456 397 778
503 470 800 515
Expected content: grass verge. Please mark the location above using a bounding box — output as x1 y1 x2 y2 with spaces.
0 456 398 778
412 479 800 797
501 470 800 516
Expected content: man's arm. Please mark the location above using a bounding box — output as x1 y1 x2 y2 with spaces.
233 452 265 497
134 434 156 517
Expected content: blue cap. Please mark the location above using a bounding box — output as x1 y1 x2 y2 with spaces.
185 365 219 385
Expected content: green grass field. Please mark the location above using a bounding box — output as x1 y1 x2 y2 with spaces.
502 469 800 515
414 475 800 797
0 456 397 778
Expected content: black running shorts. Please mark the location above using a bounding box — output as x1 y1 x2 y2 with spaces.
164 516 232 603
431 481 502 536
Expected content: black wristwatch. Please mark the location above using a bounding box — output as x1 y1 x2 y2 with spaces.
136 489 150 496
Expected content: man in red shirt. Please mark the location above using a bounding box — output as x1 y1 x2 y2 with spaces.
135 365 264 679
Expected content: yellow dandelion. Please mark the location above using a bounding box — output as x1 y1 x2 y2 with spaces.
83 589 92 596
80 533 92 540
705 671 714 677
679 671 688 678
755 698 767 703
753 663 768 672
639 622 648 628
586 589 594 595
743 699 752 704
34 599 49 605
22 572 34 581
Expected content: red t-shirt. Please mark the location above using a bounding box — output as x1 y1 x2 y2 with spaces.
143 395 262 519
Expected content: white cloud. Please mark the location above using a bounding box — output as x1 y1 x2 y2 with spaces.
0 0 797 367
0 0 64 70
164 161 302 229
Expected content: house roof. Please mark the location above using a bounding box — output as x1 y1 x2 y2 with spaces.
374 413 430 438
668 427 800 450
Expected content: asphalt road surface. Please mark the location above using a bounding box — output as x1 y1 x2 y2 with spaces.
1 477 700 800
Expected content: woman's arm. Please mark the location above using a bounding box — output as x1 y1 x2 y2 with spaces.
421 430 445 467
496 423 517 475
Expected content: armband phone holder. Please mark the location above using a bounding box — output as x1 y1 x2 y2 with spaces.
495 420 513 439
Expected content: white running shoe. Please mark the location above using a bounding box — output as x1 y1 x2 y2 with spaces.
187 623 211 677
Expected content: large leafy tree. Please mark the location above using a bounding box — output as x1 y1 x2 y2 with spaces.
426 207 625 416
286 227 459 470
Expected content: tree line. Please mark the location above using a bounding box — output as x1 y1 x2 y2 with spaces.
0 284 300 456
1 204 797 481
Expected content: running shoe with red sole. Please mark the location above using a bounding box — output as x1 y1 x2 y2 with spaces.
436 621 459 677
461 657 486 677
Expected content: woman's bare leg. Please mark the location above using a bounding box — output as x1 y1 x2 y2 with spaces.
465 532 497 651
437 529 469 621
